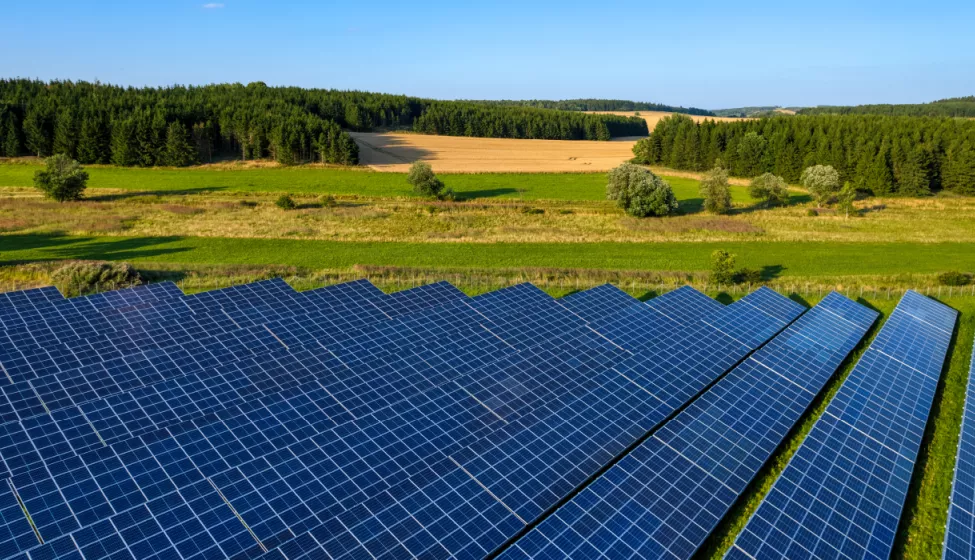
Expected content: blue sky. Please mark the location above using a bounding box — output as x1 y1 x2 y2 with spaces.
1 0 972 109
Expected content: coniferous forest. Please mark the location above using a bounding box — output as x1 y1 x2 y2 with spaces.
634 113 975 195
467 98 715 116
0 79 649 167
798 96 975 118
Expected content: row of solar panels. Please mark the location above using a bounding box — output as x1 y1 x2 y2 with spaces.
0 278 803 560
0 279 962 560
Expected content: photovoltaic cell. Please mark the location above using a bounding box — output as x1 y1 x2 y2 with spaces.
0 280 807 560
730 290 955 560
946 339 975 560
557 284 640 323
501 292 874 560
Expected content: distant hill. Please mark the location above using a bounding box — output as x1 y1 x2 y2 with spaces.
799 97 975 117
469 99 715 117
712 106 804 117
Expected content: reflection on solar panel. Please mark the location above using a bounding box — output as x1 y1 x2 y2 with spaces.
502 292 875 559
730 290 955 560
943 329 975 559
0 280 814 560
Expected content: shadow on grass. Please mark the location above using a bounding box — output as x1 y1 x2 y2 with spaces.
87 187 228 201
678 197 704 214
457 188 520 200
0 232 189 265
762 265 785 281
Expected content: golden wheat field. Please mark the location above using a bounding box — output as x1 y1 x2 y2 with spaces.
586 110 750 130
351 132 640 173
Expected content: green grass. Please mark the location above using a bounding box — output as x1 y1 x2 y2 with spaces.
2 233 974 278
0 162 757 203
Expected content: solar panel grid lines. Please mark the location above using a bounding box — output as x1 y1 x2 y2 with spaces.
556 284 640 324
0 280 405 422
734 287 807 326
375 281 469 318
944 340 975 560
500 292 873 560
0 282 800 550
311 289 804 559
0 284 664 560
730 291 955 560
644 286 724 326
0 284 632 560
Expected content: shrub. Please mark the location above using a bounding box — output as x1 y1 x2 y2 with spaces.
938 271 972 287
558 209 574 215
699 165 732 214
51 261 141 297
275 194 296 210
736 268 763 284
800 165 841 206
710 250 737 285
607 163 679 217
522 207 544 215
33 154 89 202
239 200 259 208
749 173 790 208
806 208 819 217
321 195 338 208
407 161 445 198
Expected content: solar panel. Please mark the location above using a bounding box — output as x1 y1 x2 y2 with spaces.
502 292 875 559
376 281 468 318
730 290 955 560
645 285 724 325
946 340 975 560
0 280 805 560
557 284 640 323
294 288 804 558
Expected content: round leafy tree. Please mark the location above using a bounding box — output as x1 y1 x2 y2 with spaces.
800 164 841 206
749 173 790 208
606 163 679 217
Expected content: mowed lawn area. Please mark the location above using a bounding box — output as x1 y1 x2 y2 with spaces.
0 161 756 203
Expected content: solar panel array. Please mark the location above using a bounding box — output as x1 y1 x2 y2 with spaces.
0 279 815 560
503 291 877 559
729 290 956 560
944 318 975 559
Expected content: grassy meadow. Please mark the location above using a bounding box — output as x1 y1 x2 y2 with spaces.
1 160 974 559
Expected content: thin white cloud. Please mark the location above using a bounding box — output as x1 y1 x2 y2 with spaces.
202 3 225 8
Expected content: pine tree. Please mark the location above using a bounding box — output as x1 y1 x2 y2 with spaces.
76 114 109 164
110 118 139 166
23 106 50 157
52 107 77 158
3 118 20 157
942 142 975 194
163 121 197 166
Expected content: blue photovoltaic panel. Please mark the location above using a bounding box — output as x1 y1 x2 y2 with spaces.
0 280 807 560
945 340 975 560
502 292 874 560
557 284 640 323
645 285 724 325
730 290 955 560
374 281 469 318
295 288 804 559
734 286 807 325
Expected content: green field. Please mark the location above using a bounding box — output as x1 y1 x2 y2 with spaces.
1 160 974 559
3 233 975 279
0 161 759 203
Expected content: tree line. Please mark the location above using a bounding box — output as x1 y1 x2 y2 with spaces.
412 102 648 140
799 96 975 118
469 98 714 116
633 113 975 195
0 80 658 168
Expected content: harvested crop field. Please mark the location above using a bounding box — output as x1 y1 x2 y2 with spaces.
351 132 639 172
586 110 749 130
